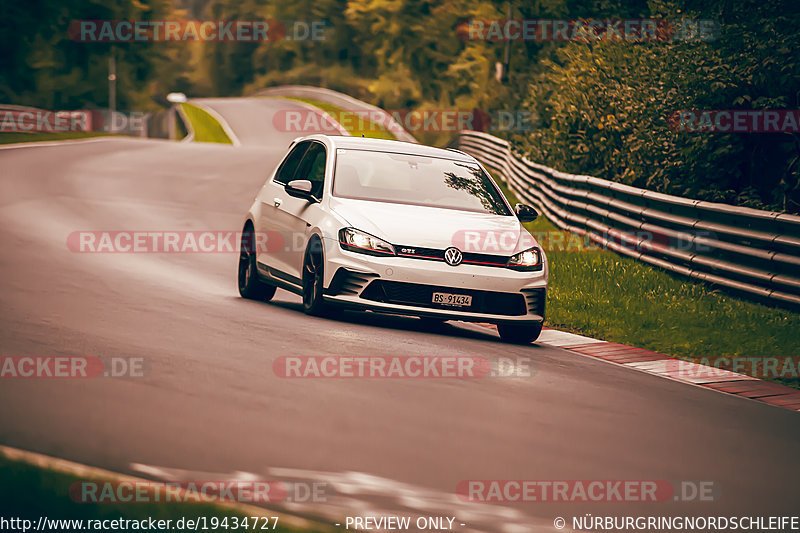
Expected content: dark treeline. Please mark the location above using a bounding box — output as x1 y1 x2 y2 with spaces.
0 0 797 212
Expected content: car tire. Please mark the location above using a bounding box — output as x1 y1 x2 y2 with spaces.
238 226 277 301
302 238 329 316
497 322 543 344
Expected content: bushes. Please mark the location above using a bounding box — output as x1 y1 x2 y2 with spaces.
513 0 800 212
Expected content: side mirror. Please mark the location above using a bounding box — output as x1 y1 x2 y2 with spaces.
285 179 316 202
514 203 538 223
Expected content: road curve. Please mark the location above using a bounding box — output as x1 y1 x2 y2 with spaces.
191 97 346 147
0 97 798 532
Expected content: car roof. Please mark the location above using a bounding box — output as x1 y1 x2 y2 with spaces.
302 134 476 162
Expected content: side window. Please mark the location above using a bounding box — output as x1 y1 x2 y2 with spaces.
274 141 311 185
294 142 327 198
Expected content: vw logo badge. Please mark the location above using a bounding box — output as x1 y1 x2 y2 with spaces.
444 247 463 266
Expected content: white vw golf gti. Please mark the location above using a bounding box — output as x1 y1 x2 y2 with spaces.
238 135 548 343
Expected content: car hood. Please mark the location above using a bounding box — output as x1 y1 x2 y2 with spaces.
329 197 537 254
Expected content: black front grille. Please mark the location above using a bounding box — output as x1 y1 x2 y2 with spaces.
396 247 445 261
461 251 511 267
360 280 527 316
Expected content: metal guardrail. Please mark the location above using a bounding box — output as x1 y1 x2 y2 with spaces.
454 130 800 308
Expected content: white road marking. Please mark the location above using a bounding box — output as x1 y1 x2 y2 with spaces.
0 136 117 151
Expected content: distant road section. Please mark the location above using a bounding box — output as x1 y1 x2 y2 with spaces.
256 85 418 143
190 96 348 147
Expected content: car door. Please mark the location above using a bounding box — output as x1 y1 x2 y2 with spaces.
257 140 310 280
276 141 328 280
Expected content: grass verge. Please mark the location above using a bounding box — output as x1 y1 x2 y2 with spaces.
179 103 233 144
0 453 316 532
494 174 800 388
0 131 110 145
284 97 396 140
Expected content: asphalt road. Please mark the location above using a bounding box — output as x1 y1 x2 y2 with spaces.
191 97 346 146
0 98 798 532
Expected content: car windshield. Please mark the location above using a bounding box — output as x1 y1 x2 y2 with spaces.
333 149 512 215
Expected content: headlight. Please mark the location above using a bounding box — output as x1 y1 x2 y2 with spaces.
339 228 396 256
507 247 541 271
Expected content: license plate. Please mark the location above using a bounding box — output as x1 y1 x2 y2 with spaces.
432 292 472 307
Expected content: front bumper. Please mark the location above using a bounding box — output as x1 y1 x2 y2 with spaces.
321 237 548 325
